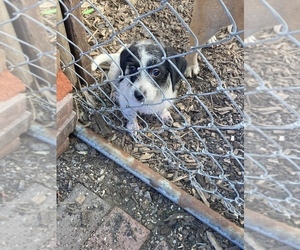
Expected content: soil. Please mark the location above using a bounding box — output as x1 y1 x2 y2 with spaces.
76 0 244 221
58 0 244 248
244 28 300 241
57 135 240 249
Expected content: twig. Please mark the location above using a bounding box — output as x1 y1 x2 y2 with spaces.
206 231 223 250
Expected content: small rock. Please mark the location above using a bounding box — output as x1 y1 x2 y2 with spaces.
144 191 152 202
75 194 86 205
75 143 88 151
146 222 155 230
31 194 47 205
18 180 26 191
83 164 91 171
67 180 73 190
112 175 120 183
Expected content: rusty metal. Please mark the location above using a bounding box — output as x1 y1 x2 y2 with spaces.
245 208 300 249
27 122 56 147
74 122 244 248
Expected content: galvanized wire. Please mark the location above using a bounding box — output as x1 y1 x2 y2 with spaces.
244 0 300 221
58 0 244 218
1 0 56 123
0 1 56 248
2 0 299 247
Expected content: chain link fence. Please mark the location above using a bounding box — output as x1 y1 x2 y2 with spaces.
57 0 244 223
0 0 56 249
1 0 56 128
2 0 298 248
244 0 300 248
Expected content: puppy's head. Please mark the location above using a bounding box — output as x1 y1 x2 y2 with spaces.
119 41 186 104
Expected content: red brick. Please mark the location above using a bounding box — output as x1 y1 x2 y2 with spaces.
86 207 150 250
57 70 72 101
0 69 26 101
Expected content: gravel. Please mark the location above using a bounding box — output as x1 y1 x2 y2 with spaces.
57 135 239 249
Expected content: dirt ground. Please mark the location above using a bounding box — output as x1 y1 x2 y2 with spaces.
77 0 244 220
57 135 240 249
58 0 243 248
61 0 244 248
2 0 299 249
0 135 56 249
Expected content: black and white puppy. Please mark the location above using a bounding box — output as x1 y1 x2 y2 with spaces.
92 40 186 132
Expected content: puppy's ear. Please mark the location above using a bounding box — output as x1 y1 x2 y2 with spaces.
120 43 139 75
165 47 187 91
120 48 130 75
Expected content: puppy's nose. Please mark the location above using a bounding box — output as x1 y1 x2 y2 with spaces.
134 90 145 102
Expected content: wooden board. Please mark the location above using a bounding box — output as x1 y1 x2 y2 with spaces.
0 3 33 86
0 137 20 159
0 111 32 148
57 2 78 86
0 93 26 127
56 111 77 148
59 0 93 87
57 137 70 159
7 0 55 86
57 93 74 129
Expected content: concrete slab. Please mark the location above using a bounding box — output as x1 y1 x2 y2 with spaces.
85 207 150 250
0 183 56 249
57 184 111 250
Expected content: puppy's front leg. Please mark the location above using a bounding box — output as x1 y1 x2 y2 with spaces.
159 109 173 126
185 52 200 78
122 108 140 132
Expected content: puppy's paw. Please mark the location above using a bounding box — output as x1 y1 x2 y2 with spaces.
160 110 173 126
110 90 118 102
207 35 217 44
184 63 200 78
126 120 140 134
244 35 257 44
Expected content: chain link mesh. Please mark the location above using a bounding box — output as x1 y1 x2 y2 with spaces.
57 0 244 218
244 0 300 219
3 0 299 247
1 0 56 126
0 1 56 248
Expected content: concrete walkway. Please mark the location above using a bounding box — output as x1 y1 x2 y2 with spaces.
57 184 167 250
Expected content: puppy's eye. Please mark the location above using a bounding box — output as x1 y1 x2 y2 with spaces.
129 66 137 74
151 68 161 77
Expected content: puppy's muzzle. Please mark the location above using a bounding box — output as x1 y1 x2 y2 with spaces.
134 89 146 102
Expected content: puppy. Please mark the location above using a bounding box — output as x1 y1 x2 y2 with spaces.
92 40 186 132
185 0 244 77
